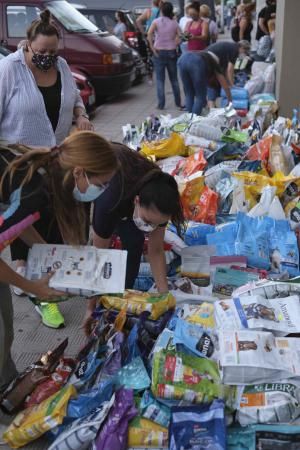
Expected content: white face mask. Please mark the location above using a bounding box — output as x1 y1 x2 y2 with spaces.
73 173 108 202
133 203 157 233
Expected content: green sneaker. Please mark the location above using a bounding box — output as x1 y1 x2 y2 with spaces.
35 303 65 329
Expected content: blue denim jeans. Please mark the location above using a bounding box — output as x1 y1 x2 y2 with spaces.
153 50 181 109
178 52 207 115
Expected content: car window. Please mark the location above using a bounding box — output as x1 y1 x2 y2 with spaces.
47 0 98 33
6 5 40 38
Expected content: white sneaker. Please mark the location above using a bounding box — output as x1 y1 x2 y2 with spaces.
12 266 26 296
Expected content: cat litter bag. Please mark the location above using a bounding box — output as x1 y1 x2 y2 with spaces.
173 318 219 361
169 399 226 450
115 356 151 391
48 394 115 450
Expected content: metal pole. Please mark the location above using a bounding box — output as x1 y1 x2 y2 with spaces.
220 0 225 33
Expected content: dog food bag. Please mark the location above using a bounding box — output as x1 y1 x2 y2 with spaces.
215 295 300 336
100 290 176 320
26 244 128 297
140 390 171 428
219 330 300 385
48 394 115 450
128 416 168 448
152 349 233 405
237 381 300 426
169 399 226 450
3 385 76 448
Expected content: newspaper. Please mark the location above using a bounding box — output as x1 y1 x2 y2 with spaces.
26 244 127 297
233 280 300 299
219 330 300 385
237 380 300 426
215 295 300 335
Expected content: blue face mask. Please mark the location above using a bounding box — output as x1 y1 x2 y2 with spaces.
73 173 108 202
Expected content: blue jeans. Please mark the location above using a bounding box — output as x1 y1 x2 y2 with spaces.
178 53 207 115
153 50 181 109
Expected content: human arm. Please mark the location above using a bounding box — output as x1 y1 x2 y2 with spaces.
136 9 150 34
147 21 158 56
216 72 232 103
258 17 269 35
175 25 182 46
0 258 65 300
74 106 93 131
226 62 235 86
148 227 168 293
18 225 46 247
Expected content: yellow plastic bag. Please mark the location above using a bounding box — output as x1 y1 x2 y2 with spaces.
100 290 176 320
141 133 187 159
128 416 168 448
3 385 76 449
233 171 296 208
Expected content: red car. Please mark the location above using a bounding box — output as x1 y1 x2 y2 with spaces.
71 67 96 112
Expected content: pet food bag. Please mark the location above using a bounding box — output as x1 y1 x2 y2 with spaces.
169 400 226 450
172 150 207 178
237 381 300 426
215 295 300 335
3 385 76 448
26 244 128 298
152 349 233 405
128 416 168 448
141 133 187 159
219 330 300 385
100 290 176 320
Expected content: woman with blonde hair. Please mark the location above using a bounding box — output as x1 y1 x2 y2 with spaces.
0 131 118 392
184 2 209 51
200 4 218 44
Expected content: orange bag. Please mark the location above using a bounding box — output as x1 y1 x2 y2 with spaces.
246 135 272 162
172 150 207 178
182 179 218 225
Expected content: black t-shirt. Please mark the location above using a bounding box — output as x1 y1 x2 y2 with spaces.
0 147 48 239
38 72 62 132
256 5 276 40
93 143 157 239
207 42 239 73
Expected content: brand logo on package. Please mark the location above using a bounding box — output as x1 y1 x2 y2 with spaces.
103 262 112 279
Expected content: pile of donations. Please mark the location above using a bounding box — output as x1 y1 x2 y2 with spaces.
4 92 300 449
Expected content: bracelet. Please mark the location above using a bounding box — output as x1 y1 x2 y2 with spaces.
78 112 89 120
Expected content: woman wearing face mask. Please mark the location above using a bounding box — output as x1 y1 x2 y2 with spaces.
0 131 117 398
82 143 184 335
0 9 94 325
0 9 93 149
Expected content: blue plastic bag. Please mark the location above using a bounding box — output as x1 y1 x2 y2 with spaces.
115 356 151 391
184 222 215 246
269 219 300 277
140 390 171 428
169 399 226 450
123 324 141 366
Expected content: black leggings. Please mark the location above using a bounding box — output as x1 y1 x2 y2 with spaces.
115 219 145 289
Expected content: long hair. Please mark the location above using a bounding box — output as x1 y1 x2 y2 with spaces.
0 132 118 245
27 9 59 41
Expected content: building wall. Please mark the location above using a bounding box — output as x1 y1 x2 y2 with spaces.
275 0 300 117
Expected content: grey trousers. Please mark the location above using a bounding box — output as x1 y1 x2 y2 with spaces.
0 283 18 388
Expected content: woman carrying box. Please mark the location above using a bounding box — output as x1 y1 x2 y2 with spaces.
0 131 117 398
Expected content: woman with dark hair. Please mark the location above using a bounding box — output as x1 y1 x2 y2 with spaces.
83 144 184 334
113 10 127 41
178 51 232 115
184 2 209 51
0 9 93 328
147 1 182 110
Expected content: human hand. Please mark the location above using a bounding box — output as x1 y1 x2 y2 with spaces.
26 272 66 301
76 115 94 131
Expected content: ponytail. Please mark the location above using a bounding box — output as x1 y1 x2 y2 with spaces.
0 132 118 245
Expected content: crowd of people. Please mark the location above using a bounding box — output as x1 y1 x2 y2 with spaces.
0 0 278 420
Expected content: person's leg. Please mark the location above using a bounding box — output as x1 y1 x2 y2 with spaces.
166 50 181 108
153 51 166 109
190 57 208 115
207 83 220 109
178 55 195 113
115 220 145 289
0 283 18 389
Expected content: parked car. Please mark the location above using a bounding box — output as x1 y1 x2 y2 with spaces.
70 3 146 82
0 0 135 102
